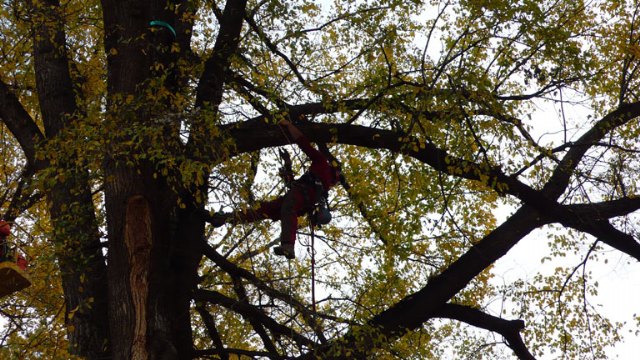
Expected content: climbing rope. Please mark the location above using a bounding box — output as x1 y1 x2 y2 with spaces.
309 223 317 314
286 257 296 346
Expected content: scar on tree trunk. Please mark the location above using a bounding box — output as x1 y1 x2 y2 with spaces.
125 195 153 360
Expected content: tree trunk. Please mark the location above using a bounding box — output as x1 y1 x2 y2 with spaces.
98 0 247 356
100 1 205 357
103 158 206 359
30 0 109 356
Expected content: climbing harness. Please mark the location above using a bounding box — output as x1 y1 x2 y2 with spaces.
292 171 330 222
276 122 333 226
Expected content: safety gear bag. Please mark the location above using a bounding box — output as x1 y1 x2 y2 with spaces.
311 196 331 225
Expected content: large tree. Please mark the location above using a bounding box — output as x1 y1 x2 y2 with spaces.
1 0 640 358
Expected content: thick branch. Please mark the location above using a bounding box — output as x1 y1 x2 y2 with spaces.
31 1 109 357
296 206 545 359
224 121 540 201
0 80 44 166
194 0 248 108
559 199 640 260
435 304 535 360
563 218 640 260
31 0 78 136
564 197 640 219
0 80 43 219
543 102 640 199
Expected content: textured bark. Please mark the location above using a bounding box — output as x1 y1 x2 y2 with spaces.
103 164 136 360
125 196 153 360
103 164 203 360
99 0 245 357
30 0 109 357
100 0 166 357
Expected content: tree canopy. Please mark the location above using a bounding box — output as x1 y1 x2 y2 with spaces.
1 0 640 359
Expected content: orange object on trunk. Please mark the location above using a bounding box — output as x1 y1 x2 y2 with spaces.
0 261 31 298
0 220 9 236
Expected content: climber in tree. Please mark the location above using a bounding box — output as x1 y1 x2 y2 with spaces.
210 118 341 259
0 220 26 269
0 220 30 298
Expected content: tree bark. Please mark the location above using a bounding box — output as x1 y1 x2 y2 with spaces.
30 0 109 357
100 0 246 357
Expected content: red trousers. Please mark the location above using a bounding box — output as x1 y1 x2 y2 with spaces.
233 183 317 245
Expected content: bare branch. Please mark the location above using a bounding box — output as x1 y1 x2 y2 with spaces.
194 304 229 360
295 206 545 359
243 13 307 87
543 102 640 199
194 289 317 348
200 243 328 342
0 80 44 166
231 277 280 355
434 304 536 360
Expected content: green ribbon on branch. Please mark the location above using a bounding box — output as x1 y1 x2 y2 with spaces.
149 20 176 37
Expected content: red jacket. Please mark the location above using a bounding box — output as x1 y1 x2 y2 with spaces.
295 136 338 191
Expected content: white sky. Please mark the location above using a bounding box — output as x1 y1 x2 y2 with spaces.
489 95 640 359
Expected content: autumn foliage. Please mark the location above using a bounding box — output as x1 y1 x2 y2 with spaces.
2 0 640 359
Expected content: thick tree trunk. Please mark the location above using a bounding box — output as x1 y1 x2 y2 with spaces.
30 0 109 357
100 1 204 357
99 0 246 356
103 161 204 359
47 181 109 358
